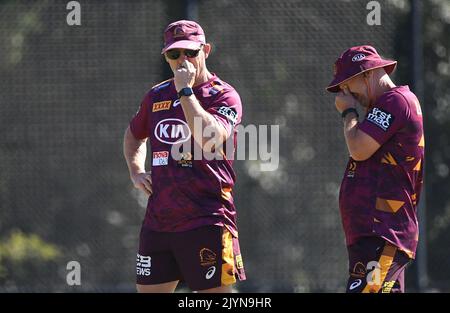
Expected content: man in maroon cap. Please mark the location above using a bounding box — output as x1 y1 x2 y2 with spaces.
327 45 425 293
123 20 246 292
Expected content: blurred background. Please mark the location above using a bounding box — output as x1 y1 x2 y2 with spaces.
0 0 449 292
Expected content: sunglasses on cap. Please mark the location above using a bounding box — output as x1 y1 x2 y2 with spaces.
165 48 201 60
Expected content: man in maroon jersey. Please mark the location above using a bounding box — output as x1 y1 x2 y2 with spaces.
327 45 425 293
123 20 245 293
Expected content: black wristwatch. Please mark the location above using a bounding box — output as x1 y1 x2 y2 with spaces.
177 87 194 98
341 108 359 119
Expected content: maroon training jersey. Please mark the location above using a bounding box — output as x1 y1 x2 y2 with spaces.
339 86 424 258
129 74 242 236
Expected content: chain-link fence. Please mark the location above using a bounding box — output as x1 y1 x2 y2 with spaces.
0 0 448 292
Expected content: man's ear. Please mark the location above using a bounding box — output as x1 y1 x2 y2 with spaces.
341 85 350 95
203 43 212 59
163 54 170 63
362 71 371 86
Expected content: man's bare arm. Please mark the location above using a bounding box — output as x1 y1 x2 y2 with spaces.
123 126 152 195
180 94 228 148
175 60 228 149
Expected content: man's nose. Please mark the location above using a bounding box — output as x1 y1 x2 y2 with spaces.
178 54 188 63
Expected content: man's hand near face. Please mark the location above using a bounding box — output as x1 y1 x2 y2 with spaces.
174 60 196 92
335 86 358 113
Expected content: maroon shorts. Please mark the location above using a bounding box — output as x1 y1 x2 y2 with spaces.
346 236 411 293
136 225 246 291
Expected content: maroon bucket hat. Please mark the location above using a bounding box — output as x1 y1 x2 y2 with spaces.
161 20 206 54
326 45 397 93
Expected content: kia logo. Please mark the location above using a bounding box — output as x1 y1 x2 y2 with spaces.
154 118 191 144
352 53 366 62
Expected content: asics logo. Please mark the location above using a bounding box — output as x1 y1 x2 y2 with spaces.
349 279 362 290
205 266 216 280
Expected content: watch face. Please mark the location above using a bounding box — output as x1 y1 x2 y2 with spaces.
179 88 193 97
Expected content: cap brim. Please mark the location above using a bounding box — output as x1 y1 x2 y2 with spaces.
326 60 397 93
161 40 203 54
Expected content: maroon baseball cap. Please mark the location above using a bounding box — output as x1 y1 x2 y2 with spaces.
326 45 397 93
161 20 206 54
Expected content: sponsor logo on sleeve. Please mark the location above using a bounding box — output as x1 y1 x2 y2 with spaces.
152 100 172 112
152 151 169 166
217 106 238 127
209 84 224 95
366 107 395 131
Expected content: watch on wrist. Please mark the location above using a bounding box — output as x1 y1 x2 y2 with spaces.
341 108 359 119
177 87 194 98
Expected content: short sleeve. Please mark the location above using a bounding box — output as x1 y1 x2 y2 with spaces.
358 92 409 145
129 92 152 140
206 89 243 137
